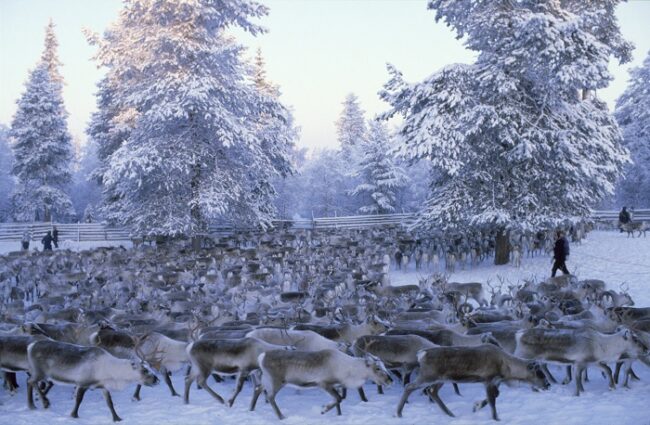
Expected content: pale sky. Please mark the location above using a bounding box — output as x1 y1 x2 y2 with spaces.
1 0 649 151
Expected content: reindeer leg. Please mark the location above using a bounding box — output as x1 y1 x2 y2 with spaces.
575 364 584 396
358 387 368 402
162 367 179 397
132 384 142 401
101 389 122 422
197 374 225 404
4 372 18 392
629 365 640 381
27 381 36 410
228 371 248 407
267 386 285 420
183 373 194 404
428 382 455 417
321 385 343 415
249 384 263 411
597 362 615 389
376 384 384 394
396 380 424 417
41 380 54 396
32 379 50 409
70 386 87 418
450 383 460 395
541 364 557 384
613 361 623 384
562 365 572 385
485 383 500 421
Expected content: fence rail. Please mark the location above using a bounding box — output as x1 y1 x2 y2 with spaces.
1 209 648 242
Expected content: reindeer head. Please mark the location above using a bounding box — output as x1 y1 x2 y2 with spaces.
364 353 393 387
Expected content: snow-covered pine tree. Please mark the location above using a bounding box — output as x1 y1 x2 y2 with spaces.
89 0 294 238
615 50 650 208
0 125 15 221
10 63 74 222
41 19 64 85
350 120 408 214
381 0 631 264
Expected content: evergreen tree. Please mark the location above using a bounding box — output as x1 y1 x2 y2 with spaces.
0 124 15 221
41 19 64 85
10 64 74 221
350 121 408 214
336 93 367 156
615 50 650 208
89 0 294 237
382 0 631 264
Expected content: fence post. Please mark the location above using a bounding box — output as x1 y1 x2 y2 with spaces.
77 222 80 242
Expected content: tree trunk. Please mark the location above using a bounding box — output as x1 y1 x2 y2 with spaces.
190 161 203 251
494 229 510 265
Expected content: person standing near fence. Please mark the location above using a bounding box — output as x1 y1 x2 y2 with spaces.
41 231 53 251
551 230 570 277
52 226 59 249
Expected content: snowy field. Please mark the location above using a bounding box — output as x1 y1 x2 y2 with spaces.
1 230 649 425
0 239 132 254
393 230 650 307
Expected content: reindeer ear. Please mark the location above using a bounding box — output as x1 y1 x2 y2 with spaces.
623 329 630 340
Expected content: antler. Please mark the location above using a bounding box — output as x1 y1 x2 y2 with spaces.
620 282 630 294
134 335 166 371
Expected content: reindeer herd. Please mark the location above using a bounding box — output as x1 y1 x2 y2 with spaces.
0 225 648 422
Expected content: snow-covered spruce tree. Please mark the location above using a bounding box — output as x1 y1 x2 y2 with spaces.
10 64 74 222
41 19 64 85
0 125 15 221
70 140 102 223
350 120 408 214
336 94 368 213
381 0 631 264
336 93 367 158
89 0 294 238
615 50 650 208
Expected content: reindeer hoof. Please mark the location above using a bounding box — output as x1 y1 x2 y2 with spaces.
132 396 141 402
228 399 235 407
112 415 122 422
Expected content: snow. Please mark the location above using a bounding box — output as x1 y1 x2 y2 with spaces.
1 230 649 424
391 229 650 307
0 239 132 254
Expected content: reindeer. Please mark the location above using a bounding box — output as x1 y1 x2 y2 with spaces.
396 345 549 421
622 221 647 238
184 337 292 406
250 349 392 419
293 315 388 344
246 328 344 352
514 327 648 395
26 339 159 422
352 334 437 391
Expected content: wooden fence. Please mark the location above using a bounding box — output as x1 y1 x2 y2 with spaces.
0 210 648 242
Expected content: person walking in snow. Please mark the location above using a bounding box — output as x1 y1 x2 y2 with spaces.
618 206 631 232
41 231 53 251
52 226 59 248
551 230 570 277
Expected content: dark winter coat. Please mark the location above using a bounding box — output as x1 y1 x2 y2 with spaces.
553 236 569 261
619 209 631 224
52 228 59 243
41 233 53 251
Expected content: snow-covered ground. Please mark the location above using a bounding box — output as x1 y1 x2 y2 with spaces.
1 230 649 424
393 230 650 307
0 239 132 254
